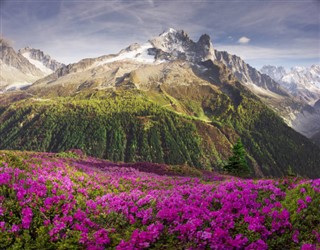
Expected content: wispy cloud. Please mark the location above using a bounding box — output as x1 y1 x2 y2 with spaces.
1 0 319 67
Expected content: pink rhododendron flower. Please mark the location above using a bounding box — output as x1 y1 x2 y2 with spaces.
0 221 5 231
21 207 33 229
301 243 317 250
11 224 19 232
305 196 312 203
292 230 299 243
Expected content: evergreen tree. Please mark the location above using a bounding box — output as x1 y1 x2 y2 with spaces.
224 139 250 176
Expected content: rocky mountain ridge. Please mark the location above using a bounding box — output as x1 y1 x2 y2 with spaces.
260 65 320 105
28 29 283 92
0 39 63 92
260 64 320 138
19 47 64 72
215 51 289 97
0 39 41 75
149 29 216 63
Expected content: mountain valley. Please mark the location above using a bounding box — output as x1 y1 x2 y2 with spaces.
1 29 320 178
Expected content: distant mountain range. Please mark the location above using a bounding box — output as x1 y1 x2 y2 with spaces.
16 28 318 140
0 29 319 177
0 38 64 92
260 65 320 105
260 65 320 138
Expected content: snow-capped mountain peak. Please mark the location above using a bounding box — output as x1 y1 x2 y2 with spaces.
159 27 178 37
96 42 163 66
94 29 216 67
260 65 286 82
149 29 216 62
150 29 192 54
20 50 53 75
0 39 64 92
261 64 320 104
18 47 64 74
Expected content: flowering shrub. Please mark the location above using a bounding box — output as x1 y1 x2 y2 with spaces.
0 150 319 249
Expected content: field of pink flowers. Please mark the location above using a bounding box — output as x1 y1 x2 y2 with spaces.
0 150 319 249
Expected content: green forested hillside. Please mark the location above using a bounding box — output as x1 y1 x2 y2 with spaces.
0 89 319 178
0 92 204 167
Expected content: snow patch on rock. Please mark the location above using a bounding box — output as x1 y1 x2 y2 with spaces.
22 52 53 75
95 42 163 66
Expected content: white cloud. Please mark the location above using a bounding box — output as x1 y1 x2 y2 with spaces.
238 36 250 44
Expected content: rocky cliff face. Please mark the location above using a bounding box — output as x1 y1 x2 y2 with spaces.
261 65 320 105
148 29 216 63
1 38 44 91
260 65 287 82
0 39 43 75
0 38 64 92
19 47 64 72
260 64 320 138
215 51 289 96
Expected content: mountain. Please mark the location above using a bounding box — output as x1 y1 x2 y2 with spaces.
0 38 43 91
215 56 320 139
260 65 287 82
212 51 310 130
22 29 218 96
21 29 288 100
260 65 320 139
1 29 320 178
214 52 289 97
19 47 64 74
149 29 216 62
261 65 320 105
0 38 64 92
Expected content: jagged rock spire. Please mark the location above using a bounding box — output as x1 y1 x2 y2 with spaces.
149 28 216 62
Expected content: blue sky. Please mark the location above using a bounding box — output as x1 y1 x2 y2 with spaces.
1 0 319 70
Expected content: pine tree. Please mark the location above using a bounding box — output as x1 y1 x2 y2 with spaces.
224 139 250 176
